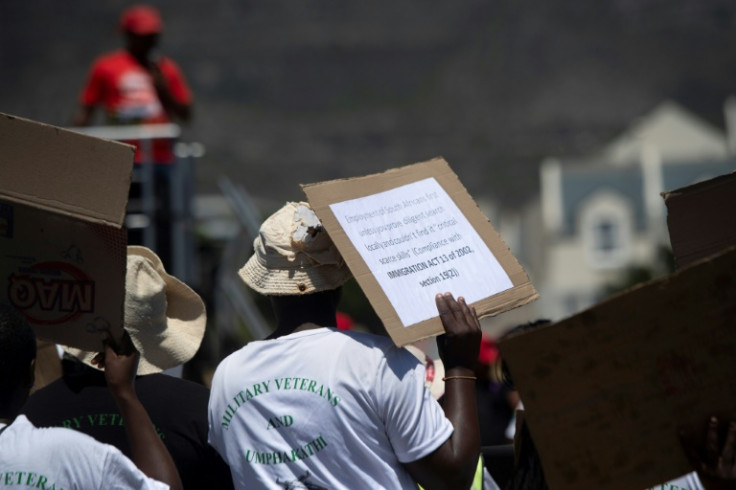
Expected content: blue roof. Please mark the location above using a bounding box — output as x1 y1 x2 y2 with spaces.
662 159 736 192
558 158 736 236
560 164 645 235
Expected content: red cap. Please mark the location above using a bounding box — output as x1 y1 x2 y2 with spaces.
120 5 163 35
336 311 354 331
478 336 499 365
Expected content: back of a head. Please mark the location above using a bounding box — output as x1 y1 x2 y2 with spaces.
119 4 162 57
0 304 36 407
500 319 551 389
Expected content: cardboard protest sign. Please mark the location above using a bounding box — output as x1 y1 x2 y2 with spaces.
302 157 538 346
0 113 134 350
498 246 736 490
662 171 736 269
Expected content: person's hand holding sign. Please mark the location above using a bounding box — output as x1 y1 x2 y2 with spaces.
91 332 183 490
405 292 481 490
435 292 481 372
681 416 736 490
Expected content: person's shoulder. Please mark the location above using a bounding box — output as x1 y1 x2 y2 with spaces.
21 378 66 416
158 56 181 67
335 329 408 358
16 415 108 447
25 376 66 399
90 49 128 66
216 343 251 366
137 373 210 395
210 345 251 382
158 56 186 74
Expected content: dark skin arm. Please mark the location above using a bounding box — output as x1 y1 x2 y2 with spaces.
404 293 481 490
681 416 736 490
94 334 183 490
148 62 191 123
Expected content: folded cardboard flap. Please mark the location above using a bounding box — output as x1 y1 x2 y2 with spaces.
0 113 132 351
662 171 736 269
0 113 134 227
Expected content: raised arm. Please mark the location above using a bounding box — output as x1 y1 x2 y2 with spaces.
149 62 192 123
95 334 183 490
405 292 481 490
681 416 736 490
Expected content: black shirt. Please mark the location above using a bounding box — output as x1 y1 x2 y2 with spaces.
22 360 233 490
476 380 515 446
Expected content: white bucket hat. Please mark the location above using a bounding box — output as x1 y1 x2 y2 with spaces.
64 246 206 375
239 202 352 295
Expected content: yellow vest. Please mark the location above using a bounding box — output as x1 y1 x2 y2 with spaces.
417 457 485 490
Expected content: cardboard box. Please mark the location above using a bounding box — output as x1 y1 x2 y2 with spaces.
662 171 736 269
0 113 134 351
303 157 538 346
498 246 736 490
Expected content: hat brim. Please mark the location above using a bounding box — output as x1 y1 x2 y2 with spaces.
238 251 352 296
63 246 206 375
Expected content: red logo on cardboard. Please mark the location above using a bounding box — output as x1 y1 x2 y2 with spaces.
8 261 95 325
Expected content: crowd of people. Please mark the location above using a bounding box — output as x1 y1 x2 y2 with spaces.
1 4 734 490
2 200 735 489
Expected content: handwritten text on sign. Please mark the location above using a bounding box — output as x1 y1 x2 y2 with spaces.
329 178 512 326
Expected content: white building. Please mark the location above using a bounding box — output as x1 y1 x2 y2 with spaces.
534 100 735 320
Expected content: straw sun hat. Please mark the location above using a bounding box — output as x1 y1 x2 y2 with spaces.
64 246 206 375
239 202 352 296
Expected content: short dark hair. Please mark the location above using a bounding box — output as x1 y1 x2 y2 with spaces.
500 319 551 390
0 304 37 404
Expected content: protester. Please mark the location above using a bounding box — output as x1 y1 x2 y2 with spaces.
22 246 232 490
71 4 195 269
72 4 192 162
208 201 481 489
407 345 502 490
0 303 182 490
677 416 736 490
475 336 516 446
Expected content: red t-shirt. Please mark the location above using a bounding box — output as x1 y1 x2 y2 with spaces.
80 49 192 163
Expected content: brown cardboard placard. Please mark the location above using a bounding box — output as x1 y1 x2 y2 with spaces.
498 246 736 490
302 157 538 346
662 171 736 269
0 113 134 350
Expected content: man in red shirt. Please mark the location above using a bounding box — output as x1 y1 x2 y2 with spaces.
73 4 192 164
73 5 194 269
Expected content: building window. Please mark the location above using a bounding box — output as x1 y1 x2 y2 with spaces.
586 213 629 268
579 190 632 270
593 218 618 253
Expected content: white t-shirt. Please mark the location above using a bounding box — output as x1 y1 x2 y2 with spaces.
0 415 168 490
208 328 454 489
648 472 704 490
